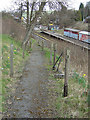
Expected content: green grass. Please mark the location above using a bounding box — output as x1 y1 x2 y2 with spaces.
44 48 51 58
72 72 87 90
0 34 35 112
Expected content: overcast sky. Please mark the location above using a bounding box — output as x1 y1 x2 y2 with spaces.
69 0 90 10
0 0 90 11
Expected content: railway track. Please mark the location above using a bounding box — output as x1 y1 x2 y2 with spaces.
34 30 90 50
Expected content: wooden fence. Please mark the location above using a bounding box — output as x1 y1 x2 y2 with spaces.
33 34 71 97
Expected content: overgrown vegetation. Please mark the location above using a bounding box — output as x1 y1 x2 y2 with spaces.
48 69 88 118
43 46 88 118
72 72 88 90
0 34 35 112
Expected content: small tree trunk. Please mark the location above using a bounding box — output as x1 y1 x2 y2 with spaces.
26 0 29 29
20 2 23 21
22 2 46 46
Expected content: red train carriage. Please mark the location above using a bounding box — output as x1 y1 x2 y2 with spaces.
79 31 90 41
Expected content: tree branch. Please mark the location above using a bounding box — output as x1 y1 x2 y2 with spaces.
23 2 46 45
30 2 35 25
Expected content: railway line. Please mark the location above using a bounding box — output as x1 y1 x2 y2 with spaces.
34 30 90 50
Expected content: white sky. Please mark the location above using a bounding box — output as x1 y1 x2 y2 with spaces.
68 0 90 10
0 0 90 11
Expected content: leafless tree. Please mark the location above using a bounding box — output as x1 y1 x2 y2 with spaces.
11 0 68 48
23 0 68 46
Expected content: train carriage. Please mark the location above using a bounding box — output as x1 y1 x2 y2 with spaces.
79 31 90 41
64 28 70 37
64 28 80 39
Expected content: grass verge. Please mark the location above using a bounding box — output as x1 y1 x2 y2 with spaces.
0 34 35 112
43 45 88 118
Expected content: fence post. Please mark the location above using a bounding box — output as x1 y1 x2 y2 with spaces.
42 40 44 51
64 49 70 97
50 43 53 64
53 43 56 69
30 39 32 49
10 44 13 77
45 40 47 47
38 39 39 46
56 44 57 53
26 40 30 51
22 45 25 58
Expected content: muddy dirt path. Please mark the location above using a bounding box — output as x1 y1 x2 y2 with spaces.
4 43 55 118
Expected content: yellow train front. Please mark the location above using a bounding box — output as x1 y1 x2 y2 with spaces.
48 24 54 30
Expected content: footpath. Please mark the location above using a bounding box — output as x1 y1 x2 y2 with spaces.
4 43 54 118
